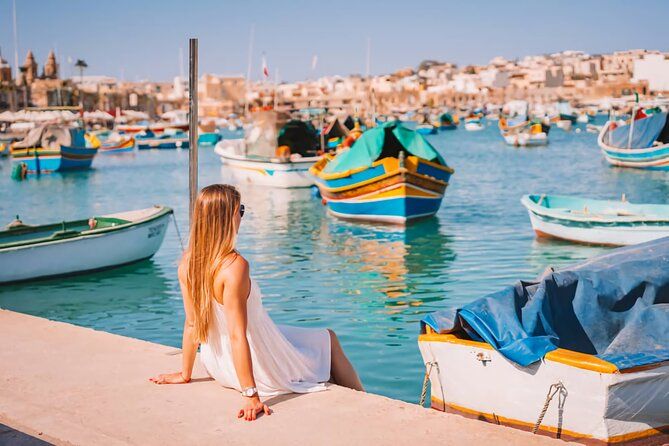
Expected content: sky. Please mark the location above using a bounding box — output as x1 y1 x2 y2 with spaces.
1 0 668 83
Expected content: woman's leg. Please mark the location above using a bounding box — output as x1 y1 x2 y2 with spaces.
327 329 364 391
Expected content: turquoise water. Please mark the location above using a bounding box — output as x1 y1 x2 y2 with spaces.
2 123 669 403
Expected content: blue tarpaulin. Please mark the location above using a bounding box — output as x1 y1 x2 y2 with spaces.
422 237 669 369
607 113 667 149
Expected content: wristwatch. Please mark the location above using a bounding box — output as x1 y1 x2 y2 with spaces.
241 386 258 398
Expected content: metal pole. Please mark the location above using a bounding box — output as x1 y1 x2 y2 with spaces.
188 38 198 223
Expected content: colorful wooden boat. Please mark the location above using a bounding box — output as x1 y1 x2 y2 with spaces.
419 240 669 445
136 131 189 150
438 113 458 131
0 206 172 284
99 136 135 154
464 118 484 131
499 118 548 147
215 112 320 188
310 122 453 224
10 126 99 174
197 132 221 147
521 193 669 246
415 123 437 135
597 112 669 170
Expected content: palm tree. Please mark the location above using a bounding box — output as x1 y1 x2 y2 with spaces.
74 59 88 82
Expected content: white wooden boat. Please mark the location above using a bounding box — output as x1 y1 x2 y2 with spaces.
502 131 547 147
0 206 172 283
597 113 669 170
215 139 318 188
464 120 484 131
521 194 669 246
419 330 669 445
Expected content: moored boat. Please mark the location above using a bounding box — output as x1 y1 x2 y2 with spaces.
418 238 669 445
215 111 320 188
437 112 458 130
597 111 669 170
136 130 189 150
10 125 99 174
499 118 548 147
0 206 173 284
415 123 437 135
464 118 484 131
99 136 135 154
521 193 669 246
310 121 453 224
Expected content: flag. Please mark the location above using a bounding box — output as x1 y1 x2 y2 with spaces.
261 53 269 79
311 54 318 71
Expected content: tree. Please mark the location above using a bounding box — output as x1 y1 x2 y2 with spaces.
74 59 88 82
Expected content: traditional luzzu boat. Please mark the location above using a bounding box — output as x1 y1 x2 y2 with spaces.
597 110 669 170
437 112 458 130
310 121 454 224
215 111 321 188
520 194 669 246
10 125 99 174
464 117 484 131
419 238 669 445
0 206 173 284
99 135 135 154
499 117 548 147
136 129 189 150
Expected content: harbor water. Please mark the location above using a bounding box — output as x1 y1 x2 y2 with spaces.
2 123 668 403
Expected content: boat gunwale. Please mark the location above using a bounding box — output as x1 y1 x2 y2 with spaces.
0 206 173 251
521 194 669 224
597 120 669 155
312 155 454 182
215 142 321 166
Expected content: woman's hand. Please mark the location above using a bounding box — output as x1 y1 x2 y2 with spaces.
237 396 271 421
149 372 190 384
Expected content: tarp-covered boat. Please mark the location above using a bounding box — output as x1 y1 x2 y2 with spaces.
598 111 669 170
521 194 669 246
10 125 99 174
215 111 320 188
0 206 172 284
310 121 453 223
419 238 669 444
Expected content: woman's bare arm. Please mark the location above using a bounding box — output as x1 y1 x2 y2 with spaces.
150 259 199 384
219 256 270 420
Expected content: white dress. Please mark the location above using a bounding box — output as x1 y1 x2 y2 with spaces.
199 278 331 397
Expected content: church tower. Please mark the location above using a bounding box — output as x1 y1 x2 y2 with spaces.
22 50 38 85
43 49 59 79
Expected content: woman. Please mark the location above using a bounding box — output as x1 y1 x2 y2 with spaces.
150 184 363 421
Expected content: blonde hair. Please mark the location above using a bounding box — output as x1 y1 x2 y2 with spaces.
186 184 241 342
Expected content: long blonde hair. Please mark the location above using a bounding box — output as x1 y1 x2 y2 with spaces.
186 184 241 342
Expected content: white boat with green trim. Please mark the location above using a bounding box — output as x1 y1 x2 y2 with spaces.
0 206 172 284
521 194 669 246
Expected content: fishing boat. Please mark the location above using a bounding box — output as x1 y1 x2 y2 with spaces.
99 136 135 154
322 118 350 149
499 118 548 147
10 125 98 174
464 118 484 131
310 121 453 224
136 130 189 150
521 193 669 246
437 113 458 130
415 123 437 135
215 111 320 188
418 238 669 445
197 132 221 147
0 206 172 284
597 110 669 170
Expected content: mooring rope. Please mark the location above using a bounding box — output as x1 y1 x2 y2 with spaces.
171 213 185 252
419 361 436 407
533 381 568 435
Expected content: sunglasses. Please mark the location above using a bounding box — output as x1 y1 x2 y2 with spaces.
240 204 245 218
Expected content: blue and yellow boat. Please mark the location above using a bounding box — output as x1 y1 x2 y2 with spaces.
310 122 453 224
10 126 99 175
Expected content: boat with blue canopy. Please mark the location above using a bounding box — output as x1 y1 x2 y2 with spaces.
419 237 669 444
597 110 669 170
521 193 669 246
437 112 458 130
310 121 454 224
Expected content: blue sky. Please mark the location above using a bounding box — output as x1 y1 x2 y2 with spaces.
1 0 668 82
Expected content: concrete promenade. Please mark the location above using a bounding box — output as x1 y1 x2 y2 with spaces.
0 310 572 445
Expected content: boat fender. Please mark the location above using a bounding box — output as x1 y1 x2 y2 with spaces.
88 218 98 230
321 198 327 206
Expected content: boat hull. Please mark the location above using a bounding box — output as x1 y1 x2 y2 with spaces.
526 211 669 246
464 122 484 131
136 137 189 150
598 122 669 170
215 144 317 188
99 137 135 154
416 125 437 135
418 333 669 445
503 132 547 147
312 156 452 224
11 146 98 174
0 208 171 283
